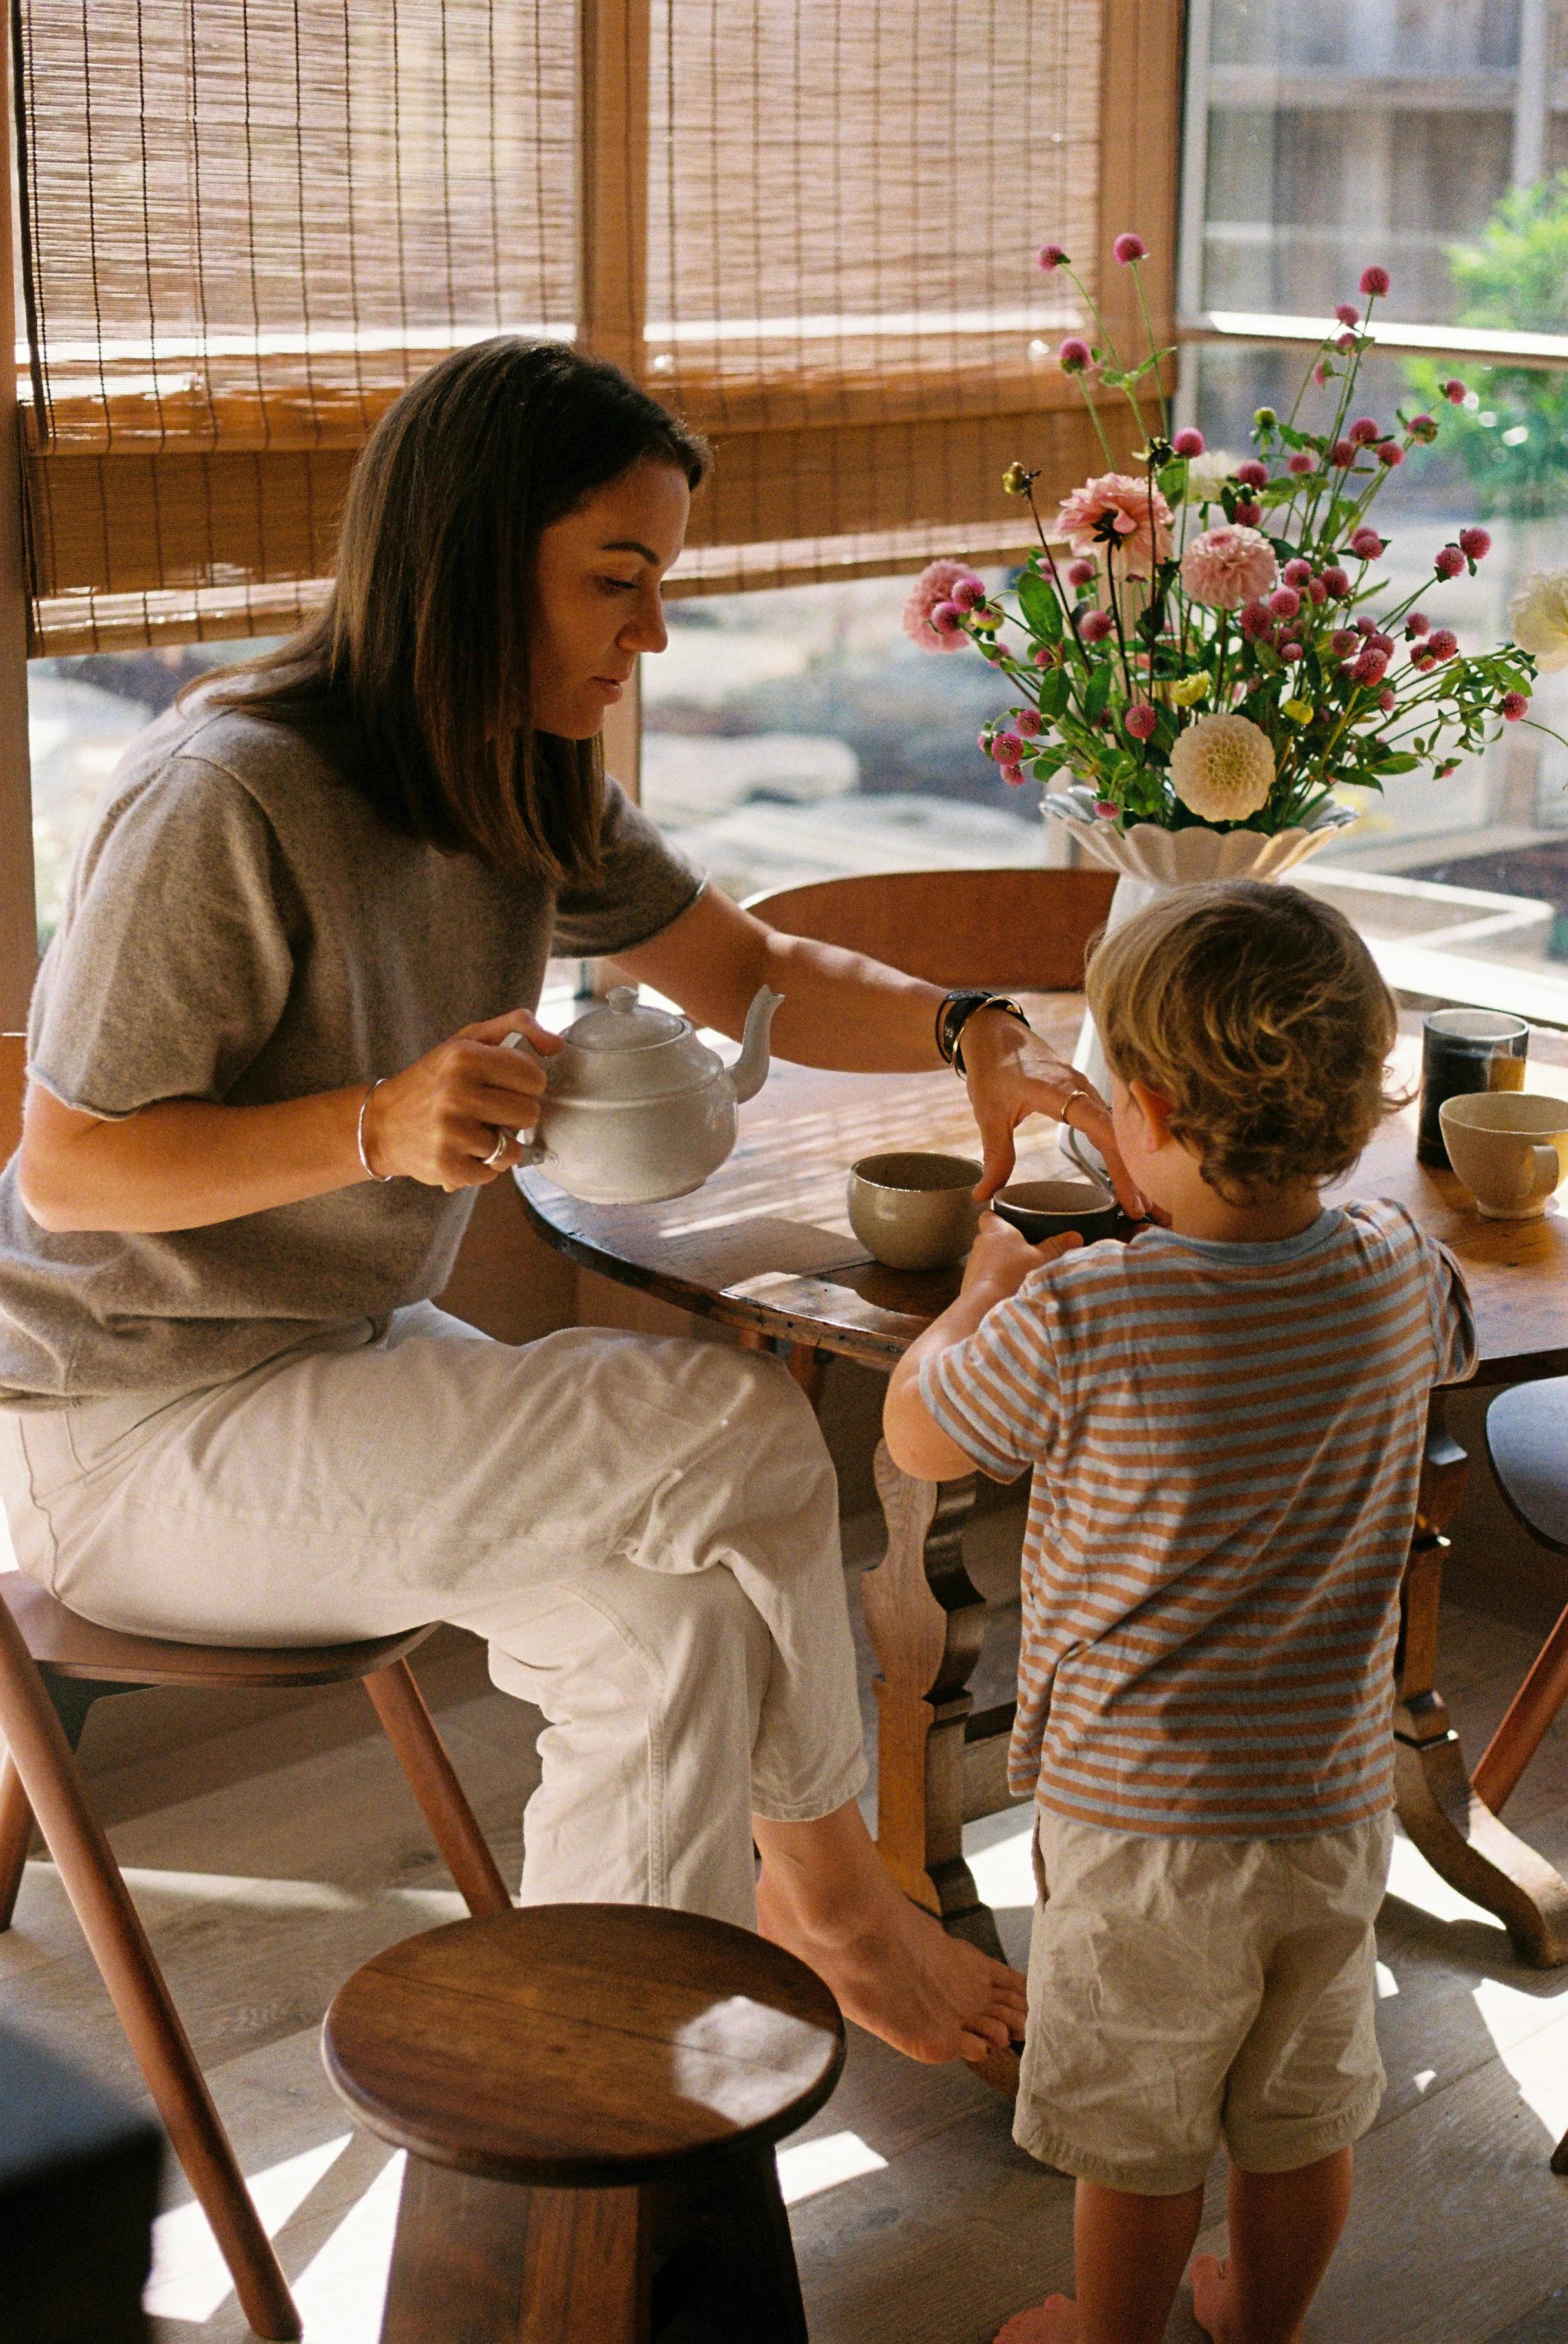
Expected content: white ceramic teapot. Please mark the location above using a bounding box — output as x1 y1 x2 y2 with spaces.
503 983 783 1205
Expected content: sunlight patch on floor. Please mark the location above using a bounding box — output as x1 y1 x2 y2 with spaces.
145 2136 353 2323
289 2151 405 2341
963 1807 1037 1917
1384 1832 1512 1936
777 2129 889 2205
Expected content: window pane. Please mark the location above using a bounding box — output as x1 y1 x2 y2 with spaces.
642 576 1043 901
1186 1 1568 986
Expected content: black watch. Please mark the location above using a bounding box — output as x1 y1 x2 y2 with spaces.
935 991 1031 1076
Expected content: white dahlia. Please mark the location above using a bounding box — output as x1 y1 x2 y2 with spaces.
1182 448 1240 505
1168 712 1275 824
1509 570 1568 672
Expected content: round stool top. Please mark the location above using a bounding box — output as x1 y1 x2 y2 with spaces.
321 1906 844 2188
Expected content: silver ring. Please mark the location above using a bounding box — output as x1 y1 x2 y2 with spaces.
481 1131 510 1169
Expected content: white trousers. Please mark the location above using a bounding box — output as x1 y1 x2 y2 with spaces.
0 1305 867 1928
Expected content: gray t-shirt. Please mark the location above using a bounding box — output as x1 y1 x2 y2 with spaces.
0 699 702 1404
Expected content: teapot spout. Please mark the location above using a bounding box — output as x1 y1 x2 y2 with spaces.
731 985 784 1105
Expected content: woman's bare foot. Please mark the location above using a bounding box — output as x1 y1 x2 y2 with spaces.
1191 2252 1241 2343
994 2295 1078 2342
752 1801 1027 2064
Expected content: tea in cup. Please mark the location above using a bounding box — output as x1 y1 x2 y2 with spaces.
847 1151 982 1270
1438 1091 1568 1220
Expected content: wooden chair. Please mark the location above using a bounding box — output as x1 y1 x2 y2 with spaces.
742 868 1114 2066
745 863 1116 994
322 1904 844 2343
0 1035 512 2341
1477 1375 1568 2174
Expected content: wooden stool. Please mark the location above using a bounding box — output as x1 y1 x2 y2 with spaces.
322 1905 844 2342
0 1574 511 2340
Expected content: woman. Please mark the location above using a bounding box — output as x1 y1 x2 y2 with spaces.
0 342 1130 2066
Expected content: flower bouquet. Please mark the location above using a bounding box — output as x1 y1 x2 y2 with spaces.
905 235 1545 1096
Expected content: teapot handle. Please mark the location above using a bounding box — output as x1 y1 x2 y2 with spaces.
497 1028 547 1167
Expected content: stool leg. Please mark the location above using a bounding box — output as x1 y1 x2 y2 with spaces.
518 2185 649 2344
0 1752 32 1930
362 1660 511 1916
0 1607 301 2340
380 2161 649 2344
653 2147 808 2344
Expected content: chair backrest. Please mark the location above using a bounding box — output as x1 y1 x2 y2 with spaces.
0 1036 21 1166
744 867 1117 993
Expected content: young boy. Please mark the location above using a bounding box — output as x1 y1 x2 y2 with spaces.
884 880 1475 2344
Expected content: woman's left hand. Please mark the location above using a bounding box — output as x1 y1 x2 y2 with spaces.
958 1006 1149 1220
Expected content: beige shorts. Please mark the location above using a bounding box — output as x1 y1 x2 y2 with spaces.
1014 1806 1393 2194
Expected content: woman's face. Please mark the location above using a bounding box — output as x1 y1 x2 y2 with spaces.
529 458 690 739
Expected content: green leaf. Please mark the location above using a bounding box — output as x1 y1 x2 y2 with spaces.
1018 570 1063 644
1376 752 1421 773
1031 748 1067 782
1038 663 1070 717
1085 662 1113 722
1157 461 1188 504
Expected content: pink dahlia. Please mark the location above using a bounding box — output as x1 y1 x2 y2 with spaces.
1180 523 1279 611
1113 231 1148 266
903 559 983 652
1054 472 1174 579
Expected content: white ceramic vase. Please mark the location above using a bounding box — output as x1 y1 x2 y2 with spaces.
1042 784 1360 1142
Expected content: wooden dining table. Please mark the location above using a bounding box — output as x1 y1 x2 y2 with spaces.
520 995 1568 1975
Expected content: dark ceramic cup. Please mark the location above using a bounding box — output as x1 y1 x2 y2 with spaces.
991 1176 1122 1245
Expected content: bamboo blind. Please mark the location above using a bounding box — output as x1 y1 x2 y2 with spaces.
15 0 1181 654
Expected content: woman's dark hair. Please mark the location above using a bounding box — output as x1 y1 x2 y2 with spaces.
197 341 708 886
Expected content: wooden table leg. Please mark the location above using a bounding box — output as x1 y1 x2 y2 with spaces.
859 1440 1000 1959
1393 1398 1568 1967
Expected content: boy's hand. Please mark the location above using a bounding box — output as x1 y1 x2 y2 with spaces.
962 1210 1082 1303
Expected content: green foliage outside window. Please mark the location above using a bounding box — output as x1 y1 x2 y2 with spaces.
1406 173 1568 520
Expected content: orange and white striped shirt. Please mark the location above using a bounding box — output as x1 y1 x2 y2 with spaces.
920 1201 1475 1838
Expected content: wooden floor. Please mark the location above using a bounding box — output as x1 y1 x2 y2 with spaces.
2 1500 1567 2344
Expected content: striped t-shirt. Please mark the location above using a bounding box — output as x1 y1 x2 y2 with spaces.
920 1200 1475 1839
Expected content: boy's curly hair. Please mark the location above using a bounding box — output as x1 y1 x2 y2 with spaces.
1085 880 1401 1203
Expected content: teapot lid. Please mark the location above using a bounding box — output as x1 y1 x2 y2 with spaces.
564 985 686 1054
549 985 718 1103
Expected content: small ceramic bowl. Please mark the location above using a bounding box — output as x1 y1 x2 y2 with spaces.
991 1176 1121 1245
847 1151 983 1271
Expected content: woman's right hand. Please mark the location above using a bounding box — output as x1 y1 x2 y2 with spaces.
358 1009 566 1191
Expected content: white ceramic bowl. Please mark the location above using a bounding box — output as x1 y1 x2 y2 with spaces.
847 1152 983 1271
